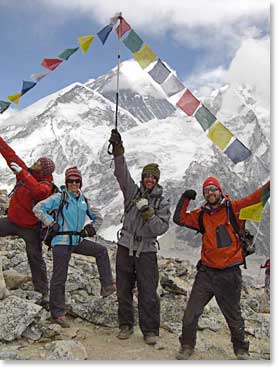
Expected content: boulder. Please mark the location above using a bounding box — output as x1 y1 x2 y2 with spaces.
0 296 41 341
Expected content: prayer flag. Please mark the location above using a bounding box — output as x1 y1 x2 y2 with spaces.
224 138 251 164
7 93 21 105
261 183 270 206
21 80 36 96
31 71 50 82
176 88 200 115
41 58 63 71
148 59 171 84
97 24 113 44
0 101 11 114
195 105 216 131
78 35 95 53
116 16 131 38
58 47 79 60
208 121 233 150
123 30 143 53
133 43 157 69
239 202 264 222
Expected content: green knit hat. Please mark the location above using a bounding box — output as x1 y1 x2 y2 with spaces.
142 163 160 181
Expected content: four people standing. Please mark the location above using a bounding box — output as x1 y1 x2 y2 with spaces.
0 130 270 358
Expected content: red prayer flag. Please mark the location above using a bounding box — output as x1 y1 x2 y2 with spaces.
41 58 63 71
176 89 200 116
116 16 131 38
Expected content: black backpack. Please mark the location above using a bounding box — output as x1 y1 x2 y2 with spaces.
198 201 255 269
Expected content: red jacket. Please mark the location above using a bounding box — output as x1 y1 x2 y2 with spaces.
173 182 269 269
0 136 53 228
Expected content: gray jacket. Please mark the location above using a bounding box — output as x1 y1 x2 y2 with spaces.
114 155 171 256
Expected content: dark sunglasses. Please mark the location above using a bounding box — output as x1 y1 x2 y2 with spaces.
203 186 219 194
142 174 158 180
66 179 81 184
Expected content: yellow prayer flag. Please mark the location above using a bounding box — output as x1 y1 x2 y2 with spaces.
7 93 21 105
133 44 157 69
78 35 95 54
239 202 264 222
208 121 233 151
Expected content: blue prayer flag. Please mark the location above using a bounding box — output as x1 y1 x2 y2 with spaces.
97 24 113 45
224 138 252 164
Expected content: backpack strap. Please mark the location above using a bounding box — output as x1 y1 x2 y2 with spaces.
198 209 205 234
226 201 247 269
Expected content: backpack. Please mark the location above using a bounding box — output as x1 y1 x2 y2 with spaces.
198 200 255 269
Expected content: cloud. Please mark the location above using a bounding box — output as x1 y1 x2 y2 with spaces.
185 37 270 107
224 37 270 108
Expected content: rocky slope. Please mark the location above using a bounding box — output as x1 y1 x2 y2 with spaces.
0 192 270 361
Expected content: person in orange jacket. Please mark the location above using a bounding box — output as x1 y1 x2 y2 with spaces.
0 135 55 304
173 176 270 360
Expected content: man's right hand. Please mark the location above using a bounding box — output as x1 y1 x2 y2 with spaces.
182 190 197 200
109 129 124 156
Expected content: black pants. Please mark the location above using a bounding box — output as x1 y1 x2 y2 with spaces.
50 239 113 318
116 245 160 336
0 217 48 294
180 264 249 354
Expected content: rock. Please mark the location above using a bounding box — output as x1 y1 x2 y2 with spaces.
3 269 32 289
70 294 119 327
22 324 42 341
45 340 88 360
0 256 9 300
198 317 222 332
0 296 41 341
0 351 18 360
160 274 187 295
41 324 62 339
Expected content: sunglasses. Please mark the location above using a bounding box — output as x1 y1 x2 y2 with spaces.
66 179 81 184
203 186 219 194
142 174 158 180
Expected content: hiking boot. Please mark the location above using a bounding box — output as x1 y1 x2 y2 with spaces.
101 283 116 298
52 316 70 328
236 349 249 360
176 345 194 360
117 326 134 340
144 332 158 345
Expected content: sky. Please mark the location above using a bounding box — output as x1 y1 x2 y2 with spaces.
0 0 270 113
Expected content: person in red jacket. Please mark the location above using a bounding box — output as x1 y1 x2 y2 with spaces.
173 176 270 360
0 136 55 304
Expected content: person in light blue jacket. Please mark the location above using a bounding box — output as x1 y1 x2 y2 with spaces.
33 166 115 327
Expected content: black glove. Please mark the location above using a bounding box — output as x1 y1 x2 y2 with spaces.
80 224 96 238
182 190 197 200
109 129 122 145
48 222 60 236
109 129 125 156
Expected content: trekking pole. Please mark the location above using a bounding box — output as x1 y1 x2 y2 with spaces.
108 12 122 155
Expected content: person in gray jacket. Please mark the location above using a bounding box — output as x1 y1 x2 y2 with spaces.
108 129 171 345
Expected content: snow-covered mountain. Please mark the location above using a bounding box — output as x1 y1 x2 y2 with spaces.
0 59 270 257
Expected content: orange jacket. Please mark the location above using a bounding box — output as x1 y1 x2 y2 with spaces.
0 136 53 228
173 182 269 269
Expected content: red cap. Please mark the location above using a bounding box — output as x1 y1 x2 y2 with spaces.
202 176 223 193
65 166 82 187
38 157 55 176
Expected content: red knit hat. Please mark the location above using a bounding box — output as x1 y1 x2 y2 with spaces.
65 166 82 187
202 176 223 193
38 157 55 176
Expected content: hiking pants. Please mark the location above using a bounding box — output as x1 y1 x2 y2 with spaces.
116 245 160 336
50 239 113 318
0 217 48 294
179 264 249 354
